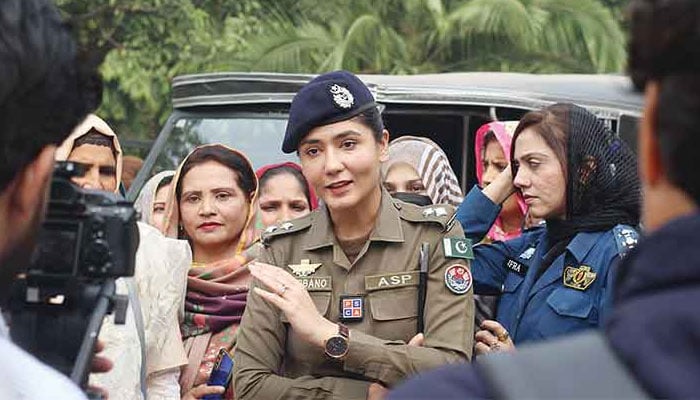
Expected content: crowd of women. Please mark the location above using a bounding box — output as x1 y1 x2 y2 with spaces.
58 69 640 400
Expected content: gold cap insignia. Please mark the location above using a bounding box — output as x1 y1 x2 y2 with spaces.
288 259 322 278
563 265 597 291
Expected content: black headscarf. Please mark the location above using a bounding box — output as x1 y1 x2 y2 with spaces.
513 103 641 265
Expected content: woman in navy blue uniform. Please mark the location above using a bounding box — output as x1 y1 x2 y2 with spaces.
455 103 640 355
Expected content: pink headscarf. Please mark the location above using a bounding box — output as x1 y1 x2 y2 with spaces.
475 121 528 242
255 162 318 210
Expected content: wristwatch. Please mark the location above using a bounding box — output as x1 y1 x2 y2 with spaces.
324 323 350 359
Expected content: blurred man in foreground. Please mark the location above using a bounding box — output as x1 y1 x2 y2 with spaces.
389 0 700 398
0 0 101 398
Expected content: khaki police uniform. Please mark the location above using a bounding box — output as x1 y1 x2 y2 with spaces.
233 189 475 399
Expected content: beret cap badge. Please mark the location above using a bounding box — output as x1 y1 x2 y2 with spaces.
329 84 354 109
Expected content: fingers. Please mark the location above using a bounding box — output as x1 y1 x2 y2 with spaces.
91 355 113 374
480 320 505 333
253 287 286 309
475 329 498 346
474 341 492 356
249 263 299 295
94 340 105 353
408 333 425 347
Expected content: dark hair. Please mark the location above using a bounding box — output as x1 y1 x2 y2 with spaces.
156 175 173 193
0 0 100 192
628 0 700 203
176 146 257 201
74 129 117 154
259 166 312 207
482 131 499 156
511 104 570 176
354 106 385 142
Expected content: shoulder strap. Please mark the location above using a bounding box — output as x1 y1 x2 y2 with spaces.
477 331 648 399
126 277 148 399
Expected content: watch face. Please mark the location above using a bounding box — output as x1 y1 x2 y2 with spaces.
325 336 349 358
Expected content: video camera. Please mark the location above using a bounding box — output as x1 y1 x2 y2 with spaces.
8 161 139 393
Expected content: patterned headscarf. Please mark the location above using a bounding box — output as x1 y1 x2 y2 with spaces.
382 135 463 206
475 121 528 241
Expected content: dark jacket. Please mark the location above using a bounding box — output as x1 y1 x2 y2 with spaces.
388 213 700 399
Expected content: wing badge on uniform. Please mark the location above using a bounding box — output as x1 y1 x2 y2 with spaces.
563 265 597 291
288 259 322 278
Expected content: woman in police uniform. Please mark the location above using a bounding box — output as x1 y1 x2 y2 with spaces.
455 103 640 355
233 71 474 400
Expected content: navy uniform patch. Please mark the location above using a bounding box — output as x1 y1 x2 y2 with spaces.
614 225 639 258
444 264 472 295
503 258 528 276
563 265 597 291
339 295 364 322
518 246 536 260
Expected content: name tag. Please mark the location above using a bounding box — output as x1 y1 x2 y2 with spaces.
297 276 332 291
503 258 528 276
365 271 419 291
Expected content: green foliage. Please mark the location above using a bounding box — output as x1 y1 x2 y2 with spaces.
241 0 626 75
57 0 628 145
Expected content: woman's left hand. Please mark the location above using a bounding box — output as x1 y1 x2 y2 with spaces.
249 262 337 349
474 320 515 356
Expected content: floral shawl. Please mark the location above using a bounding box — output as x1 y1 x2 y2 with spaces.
162 144 259 396
382 135 463 207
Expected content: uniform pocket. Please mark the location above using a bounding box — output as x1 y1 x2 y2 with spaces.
368 287 418 321
545 287 594 319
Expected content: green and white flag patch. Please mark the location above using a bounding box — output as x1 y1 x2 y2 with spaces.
443 237 474 259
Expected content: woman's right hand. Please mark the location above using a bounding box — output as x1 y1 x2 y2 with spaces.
482 166 516 205
182 384 225 400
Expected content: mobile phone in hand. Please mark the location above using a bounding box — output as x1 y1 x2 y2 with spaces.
201 348 234 400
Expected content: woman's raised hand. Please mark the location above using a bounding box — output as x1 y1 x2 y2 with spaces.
249 262 336 348
482 166 517 205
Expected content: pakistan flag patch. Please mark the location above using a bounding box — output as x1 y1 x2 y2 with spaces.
443 237 474 259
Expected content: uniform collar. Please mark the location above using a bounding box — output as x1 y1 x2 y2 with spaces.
566 231 600 262
304 187 404 251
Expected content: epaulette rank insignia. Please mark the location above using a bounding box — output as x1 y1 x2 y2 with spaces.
613 225 639 258
261 219 311 247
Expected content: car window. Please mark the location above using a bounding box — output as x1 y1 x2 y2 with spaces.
152 116 297 173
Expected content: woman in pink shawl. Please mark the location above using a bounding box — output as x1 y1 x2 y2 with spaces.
255 162 318 229
475 121 528 242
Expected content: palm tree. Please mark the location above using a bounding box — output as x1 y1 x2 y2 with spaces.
238 0 625 74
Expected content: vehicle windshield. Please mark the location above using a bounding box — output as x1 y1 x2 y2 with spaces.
152 115 297 173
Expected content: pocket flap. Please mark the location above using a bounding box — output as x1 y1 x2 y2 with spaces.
368 287 418 321
546 288 593 319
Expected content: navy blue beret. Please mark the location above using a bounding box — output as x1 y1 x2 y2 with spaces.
282 70 378 153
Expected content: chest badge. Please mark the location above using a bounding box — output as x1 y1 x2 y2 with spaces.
288 259 322 278
563 265 597 291
339 295 364 322
444 264 472 295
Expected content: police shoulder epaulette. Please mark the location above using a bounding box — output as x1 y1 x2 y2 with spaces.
397 201 455 230
613 224 639 258
261 213 313 246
